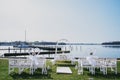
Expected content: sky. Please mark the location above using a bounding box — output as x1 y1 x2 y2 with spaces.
0 0 120 43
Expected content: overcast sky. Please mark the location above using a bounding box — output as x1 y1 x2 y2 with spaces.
0 0 120 43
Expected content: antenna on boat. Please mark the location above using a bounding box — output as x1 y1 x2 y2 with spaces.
25 24 27 42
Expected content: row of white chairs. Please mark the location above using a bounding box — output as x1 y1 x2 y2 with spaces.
77 58 117 75
8 56 47 75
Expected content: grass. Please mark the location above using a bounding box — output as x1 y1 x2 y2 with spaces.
0 59 120 80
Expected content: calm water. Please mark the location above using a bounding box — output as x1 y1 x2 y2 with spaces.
71 45 120 58
0 45 120 58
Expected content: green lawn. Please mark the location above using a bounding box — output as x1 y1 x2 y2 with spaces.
0 59 120 80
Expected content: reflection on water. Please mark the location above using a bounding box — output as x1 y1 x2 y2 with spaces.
102 45 120 48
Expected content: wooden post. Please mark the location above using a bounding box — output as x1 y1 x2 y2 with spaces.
8 47 10 53
20 48 21 53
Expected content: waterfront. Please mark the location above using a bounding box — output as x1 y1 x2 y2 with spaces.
0 45 120 80
0 45 120 58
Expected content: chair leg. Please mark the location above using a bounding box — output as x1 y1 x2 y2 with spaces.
78 67 83 75
89 67 95 75
115 67 117 74
19 67 23 74
44 67 47 74
30 67 33 75
9 67 12 74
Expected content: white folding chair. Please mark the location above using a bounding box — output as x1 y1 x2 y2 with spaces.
35 57 47 74
8 58 19 74
77 58 90 74
98 58 107 75
106 58 117 74
19 58 33 74
77 58 83 75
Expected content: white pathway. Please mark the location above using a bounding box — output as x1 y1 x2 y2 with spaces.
56 67 72 74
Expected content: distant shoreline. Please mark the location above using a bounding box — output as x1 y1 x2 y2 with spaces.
1 57 120 60
1 41 120 46
102 41 120 45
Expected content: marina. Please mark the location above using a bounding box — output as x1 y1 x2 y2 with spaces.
0 44 120 58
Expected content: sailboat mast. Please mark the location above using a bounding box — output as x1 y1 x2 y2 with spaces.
25 30 26 42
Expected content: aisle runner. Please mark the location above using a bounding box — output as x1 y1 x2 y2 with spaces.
56 67 72 74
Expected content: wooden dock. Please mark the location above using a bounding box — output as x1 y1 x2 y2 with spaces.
4 51 70 56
